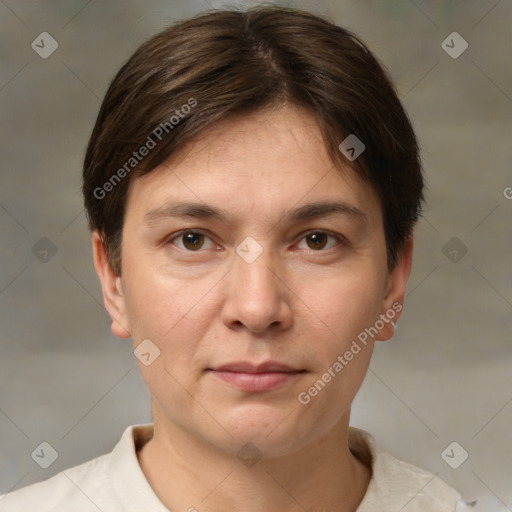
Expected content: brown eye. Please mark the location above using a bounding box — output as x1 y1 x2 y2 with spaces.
181 232 205 251
167 231 216 251
306 232 328 250
297 231 341 251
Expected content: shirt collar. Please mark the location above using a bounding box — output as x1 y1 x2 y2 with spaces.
108 423 168 511
108 423 464 512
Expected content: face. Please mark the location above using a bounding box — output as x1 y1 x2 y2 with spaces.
93 104 412 457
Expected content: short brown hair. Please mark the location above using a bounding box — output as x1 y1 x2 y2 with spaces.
82 5 423 275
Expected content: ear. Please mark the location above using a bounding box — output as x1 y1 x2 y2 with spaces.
375 236 414 342
91 230 131 339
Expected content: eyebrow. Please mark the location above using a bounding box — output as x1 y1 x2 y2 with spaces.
143 200 368 227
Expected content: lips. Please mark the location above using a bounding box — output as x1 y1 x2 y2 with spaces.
211 361 300 373
207 361 305 392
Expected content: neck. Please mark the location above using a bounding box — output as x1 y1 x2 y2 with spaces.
137 406 371 512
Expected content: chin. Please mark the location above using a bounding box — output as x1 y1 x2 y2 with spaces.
210 405 312 458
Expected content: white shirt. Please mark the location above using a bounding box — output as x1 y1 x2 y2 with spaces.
0 424 475 511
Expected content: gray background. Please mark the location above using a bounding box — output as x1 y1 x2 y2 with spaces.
0 0 511 509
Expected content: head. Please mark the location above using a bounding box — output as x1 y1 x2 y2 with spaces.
84 6 423 456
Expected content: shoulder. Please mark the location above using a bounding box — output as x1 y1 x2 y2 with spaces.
0 452 114 512
0 424 154 512
349 427 476 512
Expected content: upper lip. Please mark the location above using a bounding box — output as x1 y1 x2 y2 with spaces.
210 361 301 373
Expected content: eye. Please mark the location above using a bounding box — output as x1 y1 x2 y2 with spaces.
296 231 342 251
166 230 344 253
166 230 219 251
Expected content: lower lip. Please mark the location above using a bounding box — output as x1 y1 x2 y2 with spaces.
209 371 303 392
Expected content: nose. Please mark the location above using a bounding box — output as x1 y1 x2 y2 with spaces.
220 245 293 334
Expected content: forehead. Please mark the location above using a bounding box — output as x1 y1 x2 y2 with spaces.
124 104 382 230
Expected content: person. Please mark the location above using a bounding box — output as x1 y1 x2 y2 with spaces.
0 5 475 511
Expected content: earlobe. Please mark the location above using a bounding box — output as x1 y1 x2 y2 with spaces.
375 237 414 342
91 231 131 339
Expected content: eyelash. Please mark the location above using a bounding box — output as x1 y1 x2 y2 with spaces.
165 229 346 253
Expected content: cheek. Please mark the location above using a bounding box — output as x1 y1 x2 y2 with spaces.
123 273 209 412
292 265 384 408
300 266 385 342
122 256 194 336
122 265 220 373
294 338 373 445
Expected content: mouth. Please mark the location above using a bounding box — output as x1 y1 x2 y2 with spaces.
206 361 307 392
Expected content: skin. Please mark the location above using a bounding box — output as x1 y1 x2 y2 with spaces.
92 104 413 512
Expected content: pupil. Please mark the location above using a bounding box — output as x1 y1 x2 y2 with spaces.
184 232 203 250
309 233 327 249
